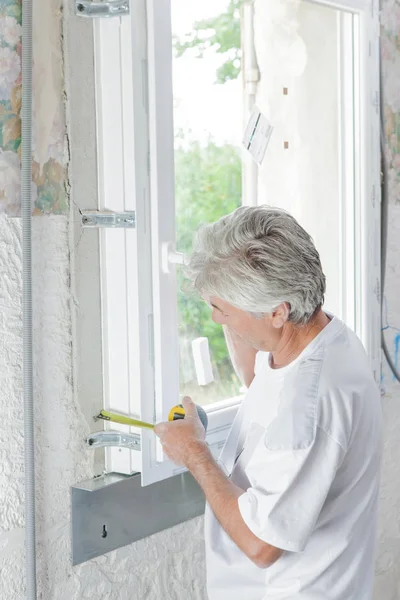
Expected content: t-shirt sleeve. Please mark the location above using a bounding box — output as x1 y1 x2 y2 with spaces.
237 426 345 553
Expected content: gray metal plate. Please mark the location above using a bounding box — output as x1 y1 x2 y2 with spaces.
71 472 205 565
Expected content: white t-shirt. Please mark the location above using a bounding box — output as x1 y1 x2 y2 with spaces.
205 315 382 600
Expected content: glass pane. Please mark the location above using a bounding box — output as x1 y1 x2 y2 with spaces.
255 2 356 323
289 2 341 318
171 0 243 406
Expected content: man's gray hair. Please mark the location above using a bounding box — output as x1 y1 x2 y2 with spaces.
188 205 326 325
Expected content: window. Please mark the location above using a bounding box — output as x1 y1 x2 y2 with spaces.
91 0 380 486
172 0 244 409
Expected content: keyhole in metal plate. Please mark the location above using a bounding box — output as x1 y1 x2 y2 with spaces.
102 524 108 539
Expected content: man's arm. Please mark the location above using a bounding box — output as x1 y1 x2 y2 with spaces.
154 398 283 569
223 326 258 388
188 442 283 568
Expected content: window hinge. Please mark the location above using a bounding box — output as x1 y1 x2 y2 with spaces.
87 430 141 451
372 91 379 114
148 313 154 367
75 0 129 18
147 149 150 176
81 210 136 229
373 277 380 304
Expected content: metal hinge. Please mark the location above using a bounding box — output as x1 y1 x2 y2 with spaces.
76 0 129 18
148 313 154 367
372 91 379 114
87 430 141 451
82 210 136 229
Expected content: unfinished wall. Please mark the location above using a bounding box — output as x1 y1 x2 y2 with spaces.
0 215 206 600
0 0 67 215
372 2 400 596
0 0 207 598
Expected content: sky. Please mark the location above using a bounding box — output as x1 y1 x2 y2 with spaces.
171 0 243 146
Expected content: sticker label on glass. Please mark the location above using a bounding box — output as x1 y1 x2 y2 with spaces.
243 107 273 165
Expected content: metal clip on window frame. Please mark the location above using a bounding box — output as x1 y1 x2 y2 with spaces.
87 430 141 451
76 0 129 19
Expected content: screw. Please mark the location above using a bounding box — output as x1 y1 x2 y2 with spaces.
77 3 85 11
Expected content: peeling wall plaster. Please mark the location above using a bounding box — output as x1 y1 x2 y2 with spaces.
0 0 67 215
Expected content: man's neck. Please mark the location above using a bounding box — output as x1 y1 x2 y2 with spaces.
270 310 331 369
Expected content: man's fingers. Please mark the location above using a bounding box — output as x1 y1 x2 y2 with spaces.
154 423 167 436
182 396 197 418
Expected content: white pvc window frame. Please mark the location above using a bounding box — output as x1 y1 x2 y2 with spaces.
326 1 381 380
92 0 380 486
93 1 154 479
337 0 381 381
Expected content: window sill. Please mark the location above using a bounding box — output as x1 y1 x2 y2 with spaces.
71 470 205 565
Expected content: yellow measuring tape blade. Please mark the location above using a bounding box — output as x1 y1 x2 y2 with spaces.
98 409 155 430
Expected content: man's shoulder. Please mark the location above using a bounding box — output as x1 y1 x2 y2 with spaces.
303 323 379 449
315 322 378 402
262 354 323 451
266 324 379 453
296 318 375 394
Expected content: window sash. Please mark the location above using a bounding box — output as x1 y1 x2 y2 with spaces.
93 0 381 485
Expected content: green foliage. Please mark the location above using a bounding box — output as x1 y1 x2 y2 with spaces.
173 1 244 399
175 139 242 395
173 0 242 84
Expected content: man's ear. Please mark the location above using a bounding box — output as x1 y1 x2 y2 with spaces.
271 303 290 329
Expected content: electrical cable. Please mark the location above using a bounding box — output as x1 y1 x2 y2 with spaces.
380 43 400 383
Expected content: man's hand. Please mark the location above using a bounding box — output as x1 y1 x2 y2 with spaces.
155 397 282 569
223 326 257 388
154 397 207 468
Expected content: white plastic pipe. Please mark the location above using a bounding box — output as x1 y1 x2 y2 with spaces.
242 1 260 206
21 0 37 595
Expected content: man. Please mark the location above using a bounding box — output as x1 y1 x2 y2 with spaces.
155 206 382 600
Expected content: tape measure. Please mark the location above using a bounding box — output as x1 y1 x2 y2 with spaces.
97 403 208 431
167 404 208 430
